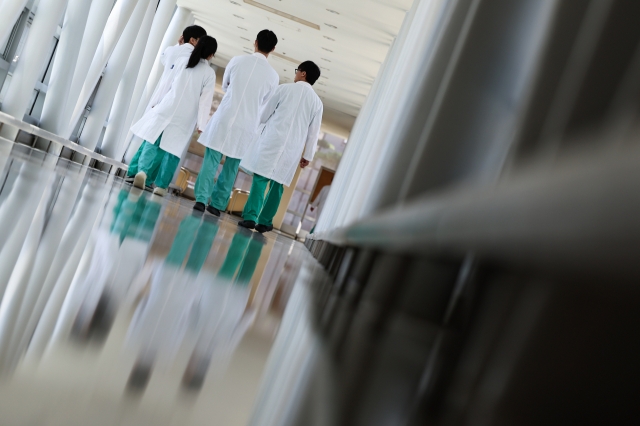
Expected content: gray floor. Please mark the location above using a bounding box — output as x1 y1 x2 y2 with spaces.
0 148 327 425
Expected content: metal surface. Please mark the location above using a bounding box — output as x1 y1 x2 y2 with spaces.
0 111 128 171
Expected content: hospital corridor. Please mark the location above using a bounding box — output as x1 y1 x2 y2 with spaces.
0 0 639 425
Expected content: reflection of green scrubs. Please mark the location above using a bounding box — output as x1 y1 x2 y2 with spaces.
127 142 162 183
111 190 161 244
217 232 265 284
137 134 180 189
165 214 219 273
242 173 283 227
194 148 242 210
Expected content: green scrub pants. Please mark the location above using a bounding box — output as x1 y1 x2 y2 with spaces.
137 134 180 189
242 173 284 227
127 141 162 183
193 147 241 210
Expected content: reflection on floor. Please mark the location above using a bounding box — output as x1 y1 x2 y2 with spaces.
0 146 326 426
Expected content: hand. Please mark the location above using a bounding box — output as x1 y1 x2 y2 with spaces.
299 158 310 168
178 35 184 45
310 206 315 212
197 130 203 134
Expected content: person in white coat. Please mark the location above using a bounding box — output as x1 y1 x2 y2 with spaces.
238 61 324 233
193 30 280 216
125 25 207 184
129 36 217 196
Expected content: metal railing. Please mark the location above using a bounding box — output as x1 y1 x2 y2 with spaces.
0 111 128 174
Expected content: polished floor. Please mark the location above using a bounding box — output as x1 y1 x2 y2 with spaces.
0 145 328 426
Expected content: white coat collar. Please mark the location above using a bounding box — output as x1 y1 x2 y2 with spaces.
181 43 195 52
296 81 312 87
252 52 269 61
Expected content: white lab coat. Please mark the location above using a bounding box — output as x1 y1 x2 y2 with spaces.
198 53 279 159
147 43 194 111
240 81 323 186
311 185 331 218
130 59 215 158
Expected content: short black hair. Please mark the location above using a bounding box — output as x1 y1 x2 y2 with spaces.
256 29 278 53
183 25 207 43
298 61 321 85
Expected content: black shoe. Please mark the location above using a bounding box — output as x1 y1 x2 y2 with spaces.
193 202 205 212
206 205 221 217
255 224 273 233
238 220 255 229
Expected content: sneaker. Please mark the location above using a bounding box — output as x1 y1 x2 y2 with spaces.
206 205 221 217
255 224 273 233
193 202 205 212
153 187 167 197
133 172 147 189
238 220 256 229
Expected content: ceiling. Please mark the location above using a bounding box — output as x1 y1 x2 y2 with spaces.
178 0 413 137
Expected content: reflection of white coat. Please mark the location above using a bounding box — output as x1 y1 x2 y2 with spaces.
130 59 215 157
198 53 279 159
147 43 194 111
240 81 323 186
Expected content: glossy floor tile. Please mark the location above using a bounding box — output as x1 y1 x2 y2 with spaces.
0 146 328 426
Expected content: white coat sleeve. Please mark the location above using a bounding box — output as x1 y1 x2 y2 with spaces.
303 104 323 161
160 44 177 66
260 86 281 124
197 70 216 132
262 76 279 105
222 58 234 92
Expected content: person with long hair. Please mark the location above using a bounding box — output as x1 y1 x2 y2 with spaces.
129 36 218 196
125 25 207 184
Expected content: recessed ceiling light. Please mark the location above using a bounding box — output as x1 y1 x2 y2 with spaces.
321 47 333 52
240 36 251 41
245 0 320 30
320 58 331 62
233 14 244 19
326 9 340 14
324 23 337 29
323 36 335 41
229 0 241 5
237 26 248 31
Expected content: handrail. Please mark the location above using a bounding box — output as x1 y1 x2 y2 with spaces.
0 111 128 171
311 147 640 272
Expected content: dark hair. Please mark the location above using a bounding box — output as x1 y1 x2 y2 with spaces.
187 36 217 68
298 61 321 85
183 25 207 44
256 29 278 53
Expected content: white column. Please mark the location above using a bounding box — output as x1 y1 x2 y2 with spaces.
78 0 152 151
123 6 192 163
65 0 139 138
39 0 94 138
104 0 176 161
0 0 29 51
100 0 163 160
60 0 116 135
0 0 70 141
340 0 428 226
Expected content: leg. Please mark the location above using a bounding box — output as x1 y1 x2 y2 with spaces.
257 179 284 227
126 142 146 177
241 174 270 223
194 148 223 204
209 156 241 211
135 135 165 188
152 149 180 190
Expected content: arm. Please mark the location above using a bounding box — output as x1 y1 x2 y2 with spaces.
302 104 323 162
197 70 216 132
160 44 177 66
259 86 281 124
222 57 235 91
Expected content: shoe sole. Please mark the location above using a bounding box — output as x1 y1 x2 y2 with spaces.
206 208 221 217
133 174 146 189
